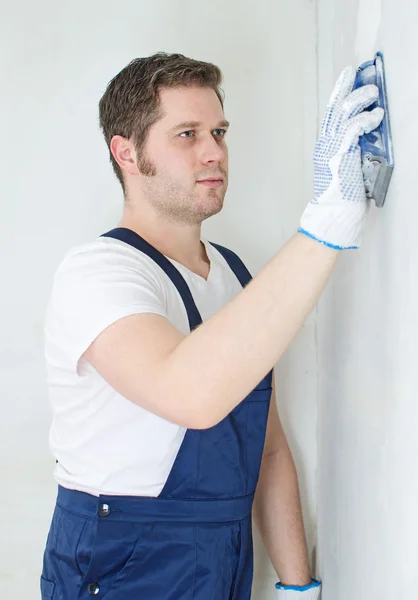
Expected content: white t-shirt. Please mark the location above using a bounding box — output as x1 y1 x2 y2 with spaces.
44 234 244 497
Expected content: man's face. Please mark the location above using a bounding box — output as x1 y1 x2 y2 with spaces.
135 86 229 225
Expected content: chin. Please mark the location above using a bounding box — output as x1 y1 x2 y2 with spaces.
191 189 225 221
202 199 224 219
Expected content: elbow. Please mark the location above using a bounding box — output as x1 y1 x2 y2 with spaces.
160 392 224 431
189 411 223 430
179 389 228 429
175 406 219 430
153 374 227 430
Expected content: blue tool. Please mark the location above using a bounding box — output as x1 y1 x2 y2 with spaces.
352 51 394 207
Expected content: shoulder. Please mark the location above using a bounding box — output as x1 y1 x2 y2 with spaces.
53 236 164 284
48 236 170 311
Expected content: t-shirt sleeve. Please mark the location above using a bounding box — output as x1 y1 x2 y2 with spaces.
45 240 169 376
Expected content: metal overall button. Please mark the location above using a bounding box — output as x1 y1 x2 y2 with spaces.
98 503 110 517
87 582 100 595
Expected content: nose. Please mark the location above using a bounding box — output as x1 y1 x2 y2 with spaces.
199 133 227 166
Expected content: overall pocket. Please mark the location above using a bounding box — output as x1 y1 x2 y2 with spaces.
78 519 148 597
221 523 242 600
41 504 94 598
40 575 56 599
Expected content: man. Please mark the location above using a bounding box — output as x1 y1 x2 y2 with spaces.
41 52 383 599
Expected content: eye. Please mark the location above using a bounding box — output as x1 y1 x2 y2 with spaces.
178 129 228 139
179 130 195 138
213 128 228 138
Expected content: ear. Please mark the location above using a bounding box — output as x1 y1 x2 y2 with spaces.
110 135 139 176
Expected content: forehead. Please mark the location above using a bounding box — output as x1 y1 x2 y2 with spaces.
156 86 225 127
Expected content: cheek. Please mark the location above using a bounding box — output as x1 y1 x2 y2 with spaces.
157 154 195 185
221 143 228 163
165 147 195 173
147 137 196 178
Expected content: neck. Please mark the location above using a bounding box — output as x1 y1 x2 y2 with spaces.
117 204 210 275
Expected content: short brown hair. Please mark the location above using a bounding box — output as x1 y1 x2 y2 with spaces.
98 52 225 194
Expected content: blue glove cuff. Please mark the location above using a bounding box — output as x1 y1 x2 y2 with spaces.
275 578 321 592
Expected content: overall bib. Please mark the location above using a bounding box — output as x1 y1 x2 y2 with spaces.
41 228 273 600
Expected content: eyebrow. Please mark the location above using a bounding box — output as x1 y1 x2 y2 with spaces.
169 119 230 133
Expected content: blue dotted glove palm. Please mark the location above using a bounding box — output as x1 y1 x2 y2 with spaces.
299 66 384 250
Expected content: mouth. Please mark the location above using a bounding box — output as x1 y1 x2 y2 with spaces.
196 178 224 188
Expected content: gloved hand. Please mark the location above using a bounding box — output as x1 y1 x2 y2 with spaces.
276 578 321 599
298 66 384 250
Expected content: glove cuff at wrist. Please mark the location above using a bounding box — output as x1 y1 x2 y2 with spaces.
299 195 369 250
275 578 321 599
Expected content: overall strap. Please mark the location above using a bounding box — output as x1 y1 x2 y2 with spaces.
209 242 253 288
101 228 203 331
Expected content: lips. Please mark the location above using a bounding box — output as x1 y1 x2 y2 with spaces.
197 179 224 187
197 177 223 183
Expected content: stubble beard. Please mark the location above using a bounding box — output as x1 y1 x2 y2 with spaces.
138 155 227 226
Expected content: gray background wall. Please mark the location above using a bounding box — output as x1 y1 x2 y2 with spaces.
316 0 416 598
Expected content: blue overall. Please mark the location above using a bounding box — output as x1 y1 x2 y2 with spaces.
41 228 273 600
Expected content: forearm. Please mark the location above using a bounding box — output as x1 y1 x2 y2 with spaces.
164 233 339 428
252 446 311 586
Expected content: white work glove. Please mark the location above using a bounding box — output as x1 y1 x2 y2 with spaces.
298 66 385 250
276 578 321 599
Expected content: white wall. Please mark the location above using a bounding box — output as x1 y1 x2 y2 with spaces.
316 0 417 598
0 2 318 599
